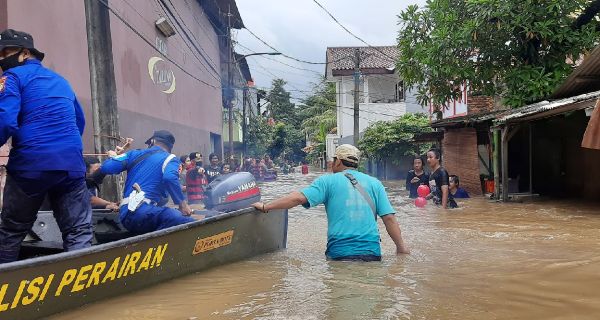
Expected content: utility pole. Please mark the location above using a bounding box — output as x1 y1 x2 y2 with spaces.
227 5 234 160
242 85 248 156
84 0 121 201
353 48 361 146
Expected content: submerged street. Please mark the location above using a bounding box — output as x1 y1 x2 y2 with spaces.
52 171 600 320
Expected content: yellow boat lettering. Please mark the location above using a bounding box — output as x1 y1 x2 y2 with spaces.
0 242 169 313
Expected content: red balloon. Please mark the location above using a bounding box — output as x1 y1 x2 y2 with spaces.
415 197 427 208
417 185 430 198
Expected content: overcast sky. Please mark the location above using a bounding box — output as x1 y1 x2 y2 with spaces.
235 0 427 103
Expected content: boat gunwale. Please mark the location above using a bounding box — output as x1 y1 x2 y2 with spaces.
0 207 261 272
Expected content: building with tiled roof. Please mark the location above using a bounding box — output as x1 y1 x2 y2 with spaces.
325 46 398 77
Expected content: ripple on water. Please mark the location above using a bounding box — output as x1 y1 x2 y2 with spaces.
50 170 600 320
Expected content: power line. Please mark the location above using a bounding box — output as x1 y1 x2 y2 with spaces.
96 0 221 89
311 0 397 63
157 0 222 82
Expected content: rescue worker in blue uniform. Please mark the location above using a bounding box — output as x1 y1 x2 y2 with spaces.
93 130 195 234
0 29 92 263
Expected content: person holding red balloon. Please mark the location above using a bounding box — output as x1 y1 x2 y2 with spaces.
425 148 457 209
406 157 429 199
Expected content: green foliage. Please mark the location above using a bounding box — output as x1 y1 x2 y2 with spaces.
296 79 337 162
267 79 298 125
397 0 599 108
246 79 306 161
358 113 432 160
246 115 273 157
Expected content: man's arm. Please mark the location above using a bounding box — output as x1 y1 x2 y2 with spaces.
381 214 409 254
253 191 308 212
91 196 119 211
0 74 21 146
73 97 85 135
441 185 449 209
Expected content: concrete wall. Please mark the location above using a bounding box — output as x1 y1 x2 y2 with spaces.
1 0 94 151
442 127 482 196
0 0 224 157
335 74 407 141
108 0 223 156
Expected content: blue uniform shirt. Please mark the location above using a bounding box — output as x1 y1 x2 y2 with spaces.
301 169 395 259
0 59 85 173
99 146 184 205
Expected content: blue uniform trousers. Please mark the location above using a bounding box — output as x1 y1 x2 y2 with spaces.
0 171 93 263
119 203 195 235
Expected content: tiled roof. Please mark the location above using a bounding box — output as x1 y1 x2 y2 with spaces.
326 46 398 71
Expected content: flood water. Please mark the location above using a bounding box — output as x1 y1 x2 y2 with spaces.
52 170 600 320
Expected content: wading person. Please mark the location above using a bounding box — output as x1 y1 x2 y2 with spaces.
0 29 93 263
449 175 469 199
426 148 454 209
252 144 409 261
91 130 195 234
405 157 429 199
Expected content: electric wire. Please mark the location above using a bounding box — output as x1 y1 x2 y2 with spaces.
96 0 221 89
311 0 398 63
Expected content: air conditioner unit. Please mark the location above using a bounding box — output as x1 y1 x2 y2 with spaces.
585 106 595 117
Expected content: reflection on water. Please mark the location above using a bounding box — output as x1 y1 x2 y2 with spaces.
52 170 600 320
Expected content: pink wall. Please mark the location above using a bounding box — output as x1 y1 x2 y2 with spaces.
108 0 223 156
2 0 94 152
0 0 224 157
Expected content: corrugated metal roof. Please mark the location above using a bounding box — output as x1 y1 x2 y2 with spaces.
326 46 398 71
552 46 600 99
496 90 600 124
430 110 507 128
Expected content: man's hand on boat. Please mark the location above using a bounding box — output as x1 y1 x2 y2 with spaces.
105 202 119 212
179 201 194 216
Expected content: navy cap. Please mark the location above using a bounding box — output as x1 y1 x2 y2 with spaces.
145 130 175 150
0 29 45 61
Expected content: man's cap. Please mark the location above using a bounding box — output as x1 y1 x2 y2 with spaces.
189 152 202 160
0 29 45 61
334 144 360 164
145 130 175 149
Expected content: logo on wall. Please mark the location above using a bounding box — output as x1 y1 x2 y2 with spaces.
148 37 176 94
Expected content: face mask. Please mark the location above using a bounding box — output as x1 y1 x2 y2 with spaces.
0 49 24 72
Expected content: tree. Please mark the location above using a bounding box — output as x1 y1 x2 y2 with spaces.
397 0 600 108
296 80 337 162
246 115 273 157
358 113 432 161
267 79 298 124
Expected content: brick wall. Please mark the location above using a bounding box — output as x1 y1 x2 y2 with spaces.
468 96 494 115
442 128 482 196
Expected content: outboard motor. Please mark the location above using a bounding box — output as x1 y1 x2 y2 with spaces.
204 172 261 212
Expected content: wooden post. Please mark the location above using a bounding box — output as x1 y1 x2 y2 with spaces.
529 123 533 194
501 126 509 202
493 129 500 199
84 0 121 201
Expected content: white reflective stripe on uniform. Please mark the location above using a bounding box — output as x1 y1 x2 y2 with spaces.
120 197 152 206
162 154 176 173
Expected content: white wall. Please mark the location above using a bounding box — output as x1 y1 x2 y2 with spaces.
335 74 407 141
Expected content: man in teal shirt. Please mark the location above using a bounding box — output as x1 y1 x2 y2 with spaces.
253 144 409 261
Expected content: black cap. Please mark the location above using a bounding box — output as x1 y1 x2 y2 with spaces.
145 130 175 150
0 29 45 61
189 152 202 160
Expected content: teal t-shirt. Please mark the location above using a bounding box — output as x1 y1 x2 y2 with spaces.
301 169 395 259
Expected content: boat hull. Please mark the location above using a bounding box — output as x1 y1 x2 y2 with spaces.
0 208 288 320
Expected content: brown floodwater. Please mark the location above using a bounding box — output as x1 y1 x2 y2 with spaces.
51 170 600 320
